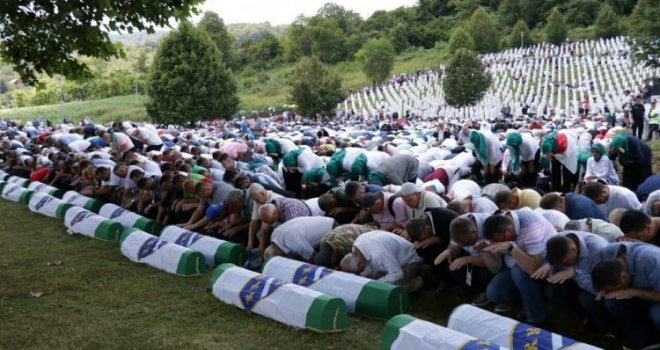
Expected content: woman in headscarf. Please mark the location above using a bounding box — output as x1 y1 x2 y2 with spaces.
281 148 325 197
325 147 366 183
609 134 652 192
584 143 619 185
466 129 502 185
505 131 540 188
541 130 578 192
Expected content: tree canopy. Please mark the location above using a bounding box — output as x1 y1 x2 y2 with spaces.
443 48 492 108
288 56 344 118
447 27 475 55
628 0 660 68
356 38 396 85
466 7 499 53
544 7 568 45
198 11 237 70
147 22 238 124
0 0 202 86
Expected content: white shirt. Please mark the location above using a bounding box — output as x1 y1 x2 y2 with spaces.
341 147 366 171
271 217 335 260
251 190 283 220
519 133 540 162
136 127 163 145
405 191 447 219
472 197 498 214
450 179 481 202
365 151 390 171
353 230 422 283
585 156 619 185
305 198 326 216
598 185 641 217
297 149 325 174
68 139 91 153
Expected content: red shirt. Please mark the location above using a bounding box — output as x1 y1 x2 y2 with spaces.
30 167 52 182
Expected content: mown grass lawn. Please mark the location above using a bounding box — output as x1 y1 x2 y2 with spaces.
0 197 617 350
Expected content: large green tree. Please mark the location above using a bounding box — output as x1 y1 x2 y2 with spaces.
288 56 344 117
628 0 660 68
147 22 238 124
443 48 492 108
544 7 568 45
594 3 621 39
447 27 475 55
356 38 396 84
0 0 201 86
466 7 499 53
198 11 237 70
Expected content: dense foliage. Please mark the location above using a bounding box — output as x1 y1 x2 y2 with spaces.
0 0 648 115
146 22 239 123
288 56 344 118
443 48 492 108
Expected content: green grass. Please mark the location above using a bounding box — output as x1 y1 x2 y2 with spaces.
0 198 615 349
0 95 150 125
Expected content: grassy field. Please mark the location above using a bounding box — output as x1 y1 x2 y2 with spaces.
0 195 616 350
0 47 445 124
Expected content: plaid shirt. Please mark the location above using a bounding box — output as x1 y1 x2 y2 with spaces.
272 197 311 222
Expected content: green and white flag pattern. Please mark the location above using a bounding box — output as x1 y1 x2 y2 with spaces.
160 225 246 266
0 170 9 181
382 314 507 350
448 304 602 350
2 183 33 204
64 206 124 241
262 257 409 319
120 228 206 276
62 191 103 213
6 176 29 188
99 203 159 235
211 264 348 332
28 181 63 198
28 192 73 219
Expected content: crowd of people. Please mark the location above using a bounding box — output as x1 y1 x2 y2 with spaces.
1 103 659 349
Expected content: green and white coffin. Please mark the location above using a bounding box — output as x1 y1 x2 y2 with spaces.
160 225 246 266
64 206 124 241
448 304 602 350
1 183 33 204
0 180 5 192
262 257 409 319
0 170 9 181
381 314 507 350
62 191 103 213
28 192 73 219
120 228 206 276
99 203 159 235
6 175 29 188
211 263 348 333
28 181 63 198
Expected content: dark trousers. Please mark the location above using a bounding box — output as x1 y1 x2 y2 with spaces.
544 281 616 331
631 118 644 139
551 159 577 193
449 262 494 293
647 124 659 141
283 170 303 198
604 298 660 348
622 163 653 192
520 150 541 188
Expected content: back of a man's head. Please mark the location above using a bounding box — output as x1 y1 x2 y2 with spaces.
248 183 265 197
583 182 605 200
405 218 428 242
540 193 562 210
591 260 624 291
619 210 651 235
483 215 511 240
494 190 515 208
545 235 572 265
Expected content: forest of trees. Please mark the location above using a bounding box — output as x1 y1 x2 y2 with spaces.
0 0 649 113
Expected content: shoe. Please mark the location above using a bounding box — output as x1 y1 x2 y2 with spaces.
494 304 514 313
623 343 660 350
471 292 490 307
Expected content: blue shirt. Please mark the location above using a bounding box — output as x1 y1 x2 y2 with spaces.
558 231 608 294
565 193 607 221
635 175 660 201
598 242 660 292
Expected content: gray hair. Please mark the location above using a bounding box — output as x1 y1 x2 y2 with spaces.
248 183 265 197
340 253 360 274
564 220 586 231
226 189 245 206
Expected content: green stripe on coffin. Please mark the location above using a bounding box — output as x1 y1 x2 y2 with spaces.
64 206 123 240
28 192 74 219
1 183 33 204
99 203 159 235
0 181 6 192
160 225 246 266
261 257 408 319
28 181 63 198
6 176 29 188
210 264 348 332
119 228 206 276
0 170 8 181
62 191 103 213
381 314 416 350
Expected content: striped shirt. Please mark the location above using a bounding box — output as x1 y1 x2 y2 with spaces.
505 208 557 268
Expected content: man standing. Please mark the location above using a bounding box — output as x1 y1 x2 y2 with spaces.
630 96 646 139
